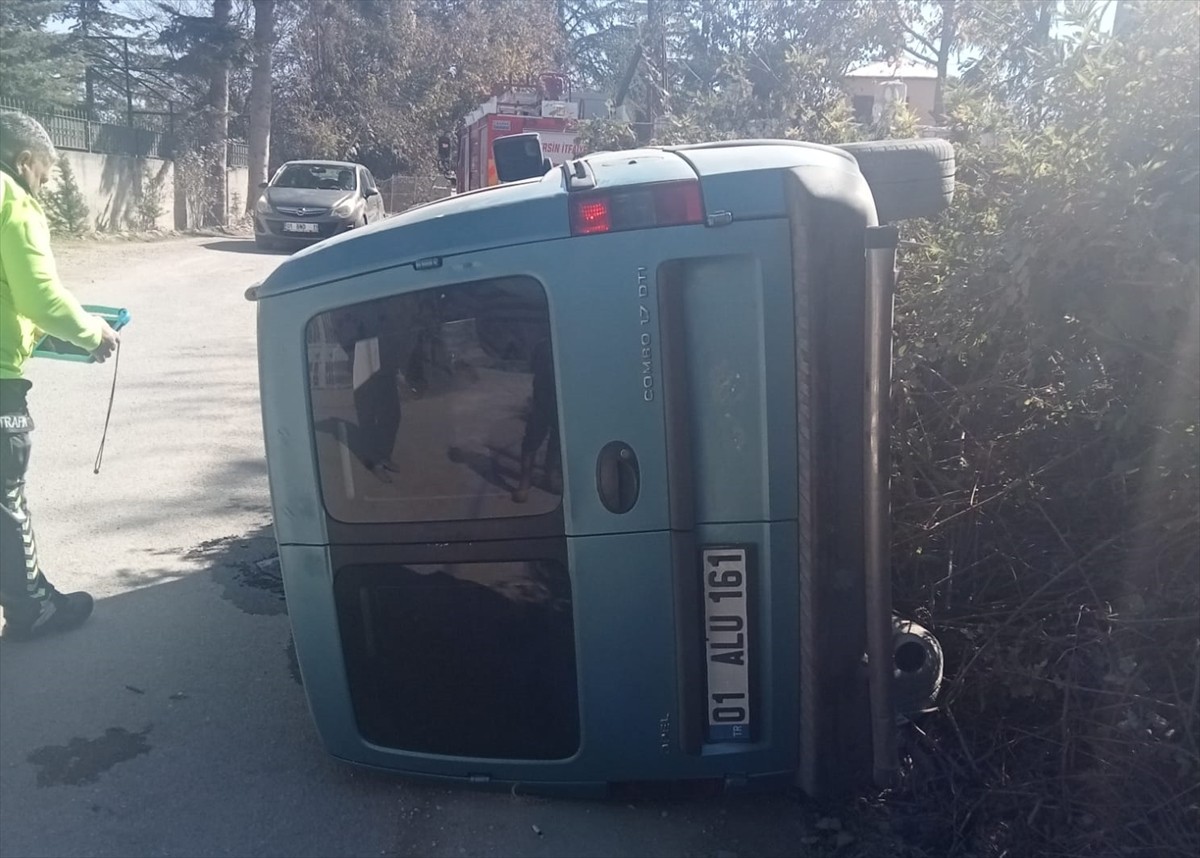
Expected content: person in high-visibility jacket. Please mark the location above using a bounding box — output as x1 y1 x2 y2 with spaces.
0 110 119 641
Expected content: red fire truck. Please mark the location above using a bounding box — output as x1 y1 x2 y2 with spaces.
455 73 587 193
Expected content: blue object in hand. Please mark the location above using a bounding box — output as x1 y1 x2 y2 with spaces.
32 305 131 363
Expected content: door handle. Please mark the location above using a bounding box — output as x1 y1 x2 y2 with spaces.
596 441 640 514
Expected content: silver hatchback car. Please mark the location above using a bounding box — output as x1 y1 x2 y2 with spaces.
254 160 386 250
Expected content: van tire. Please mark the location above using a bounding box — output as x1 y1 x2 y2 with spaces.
837 138 954 222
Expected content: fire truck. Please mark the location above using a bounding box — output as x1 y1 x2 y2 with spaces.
454 73 588 193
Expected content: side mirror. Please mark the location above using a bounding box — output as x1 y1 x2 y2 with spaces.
493 133 547 183
364 187 379 198
258 181 268 189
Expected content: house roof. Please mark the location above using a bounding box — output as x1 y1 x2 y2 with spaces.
845 61 938 80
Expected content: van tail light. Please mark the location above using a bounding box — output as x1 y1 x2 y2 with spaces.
569 180 704 236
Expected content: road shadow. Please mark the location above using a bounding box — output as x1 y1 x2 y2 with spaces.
199 239 287 255
0 520 899 858
0 522 400 858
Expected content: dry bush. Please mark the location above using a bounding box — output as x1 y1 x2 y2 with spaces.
887 4 1199 855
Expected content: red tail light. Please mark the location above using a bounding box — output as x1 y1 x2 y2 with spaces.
572 198 611 235
569 180 704 236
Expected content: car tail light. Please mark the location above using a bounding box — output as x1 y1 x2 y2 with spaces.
569 180 704 236
572 198 611 235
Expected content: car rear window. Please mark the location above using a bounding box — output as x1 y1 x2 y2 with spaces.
306 276 562 524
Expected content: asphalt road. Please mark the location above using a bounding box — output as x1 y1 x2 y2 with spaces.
0 236 853 858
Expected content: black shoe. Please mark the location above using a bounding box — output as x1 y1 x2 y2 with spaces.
2 591 94 642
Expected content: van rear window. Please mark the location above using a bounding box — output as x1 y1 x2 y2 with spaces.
306 276 562 523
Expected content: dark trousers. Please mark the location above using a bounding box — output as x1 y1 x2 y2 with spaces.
353 370 401 467
0 380 53 625
520 397 560 463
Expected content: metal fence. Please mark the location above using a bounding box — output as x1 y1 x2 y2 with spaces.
377 174 454 214
0 96 248 166
227 140 249 168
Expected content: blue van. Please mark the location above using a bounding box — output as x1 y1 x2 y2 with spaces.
249 138 952 796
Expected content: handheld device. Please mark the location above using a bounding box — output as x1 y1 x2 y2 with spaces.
32 305 131 362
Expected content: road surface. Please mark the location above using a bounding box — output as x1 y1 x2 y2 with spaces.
0 236 877 858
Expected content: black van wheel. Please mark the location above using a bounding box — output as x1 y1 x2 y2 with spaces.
837 138 955 222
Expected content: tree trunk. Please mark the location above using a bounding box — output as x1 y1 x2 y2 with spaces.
206 0 232 226
246 0 275 212
933 0 957 120
553 0 568 69
1112 0 1139 38
643 0 662 143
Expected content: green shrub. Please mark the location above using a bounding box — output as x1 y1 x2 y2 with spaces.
134 161 168 231
576 116 637 154
41 153 89 236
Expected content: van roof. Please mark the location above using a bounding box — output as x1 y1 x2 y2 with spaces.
250 140 856 301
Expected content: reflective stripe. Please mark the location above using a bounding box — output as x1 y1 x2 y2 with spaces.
0 412 33 433
3 483 46 598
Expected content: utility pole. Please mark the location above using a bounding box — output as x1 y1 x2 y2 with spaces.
84 67 94 151
123 37 134 130
646 0 661 131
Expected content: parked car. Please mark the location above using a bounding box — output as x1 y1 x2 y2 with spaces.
253 160 386 250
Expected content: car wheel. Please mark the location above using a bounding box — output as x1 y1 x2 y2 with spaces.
836 138 955 222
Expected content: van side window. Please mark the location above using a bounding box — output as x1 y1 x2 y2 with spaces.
306 276 561 524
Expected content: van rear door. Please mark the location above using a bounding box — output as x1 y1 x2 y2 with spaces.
549 152 801 770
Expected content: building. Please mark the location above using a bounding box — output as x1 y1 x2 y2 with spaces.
844 61 939 126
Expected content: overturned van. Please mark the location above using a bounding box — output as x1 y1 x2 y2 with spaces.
249 137 952 796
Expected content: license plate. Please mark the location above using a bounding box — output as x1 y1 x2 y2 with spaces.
283 221 320 233
702 546 751 742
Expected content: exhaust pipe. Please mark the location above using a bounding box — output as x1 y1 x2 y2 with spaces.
892 616 943 718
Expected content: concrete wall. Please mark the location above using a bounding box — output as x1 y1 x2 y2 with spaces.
227 167 250 217
56 150 176 232
48 150 250 233
173 163 251 230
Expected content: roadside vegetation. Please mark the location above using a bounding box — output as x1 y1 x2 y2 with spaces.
618 4 1198 855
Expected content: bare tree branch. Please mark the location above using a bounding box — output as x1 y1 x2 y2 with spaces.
903 44 939 66
894 13 940 58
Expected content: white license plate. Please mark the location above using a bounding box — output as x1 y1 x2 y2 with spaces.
283 221 320 233
702 546 751 741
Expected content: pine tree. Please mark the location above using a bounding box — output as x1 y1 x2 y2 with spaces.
42 154 91 235
158 0 243 226
0 0 83 106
